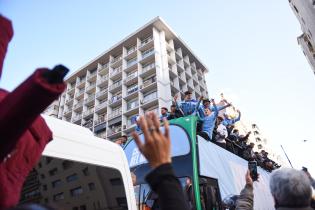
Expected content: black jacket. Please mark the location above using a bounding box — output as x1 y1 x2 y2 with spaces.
146 163 190 210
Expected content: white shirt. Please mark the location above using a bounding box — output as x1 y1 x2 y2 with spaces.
215 124 228 143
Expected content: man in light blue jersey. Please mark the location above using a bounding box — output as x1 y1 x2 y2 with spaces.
174 91 198 116
222 110 241 126
198 98 231 118
198 99 218 141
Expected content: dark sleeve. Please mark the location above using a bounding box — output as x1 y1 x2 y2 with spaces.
0 69 65 161
146 163 190 210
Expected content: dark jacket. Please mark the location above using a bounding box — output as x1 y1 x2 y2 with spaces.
0 15 65 209
146 163 190 210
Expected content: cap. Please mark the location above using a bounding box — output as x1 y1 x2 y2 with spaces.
184 91 192 95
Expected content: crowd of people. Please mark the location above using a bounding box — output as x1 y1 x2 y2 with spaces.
155 90 280 172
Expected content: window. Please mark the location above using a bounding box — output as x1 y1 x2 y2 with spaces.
143 91 157 103
110 178 123 186
52 179 62 188
82 167 89 176
49 168 58 176
62 160 74 170
70 187 83 197
53 193 64 201
88 182 96 191
66 174 78 182
20 156 129 210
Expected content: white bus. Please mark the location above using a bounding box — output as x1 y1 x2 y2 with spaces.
19 115 137 210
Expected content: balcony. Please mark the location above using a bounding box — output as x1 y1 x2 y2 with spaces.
86 83 96 93
108 108 122 120
83 108 94 118
95 100 107 113
75 89 85 99
82 120 93 129
139 36 154 51
140 63 156 78
125 58 138 71
76 79 86 88
94 115 107 126
140 77 157 93
141 95 158 109
124 72 138 85
96 131 107 139
107 126 122 138
109 81 122 93
96 88 108 100
110 67 122 80
87 71 97 81
140 48 155 63
179 74 186 85
125 46 137 60
125 86 138 100
125 103 139 116
65 98 74 106
84 94 95 105
67 85 75 94
97 74 108 87
73 101 83 111
98 63 109 75
109 94 122 107
111 56 122 68
72 114 81 123
177 63 185 73
169 68 177 79
64 109 72 116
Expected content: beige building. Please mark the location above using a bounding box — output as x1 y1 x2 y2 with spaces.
289 0 315 73
55 17 209 141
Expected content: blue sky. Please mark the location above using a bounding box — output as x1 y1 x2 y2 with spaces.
1 0 314 174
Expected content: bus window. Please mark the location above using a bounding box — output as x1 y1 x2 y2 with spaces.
19 156 128 210
199 177 222 210
134 177 195 210
125 125 191 167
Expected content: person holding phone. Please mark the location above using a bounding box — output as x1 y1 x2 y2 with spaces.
236 170 256 210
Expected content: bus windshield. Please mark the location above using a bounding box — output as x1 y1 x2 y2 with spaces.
124 125 191 168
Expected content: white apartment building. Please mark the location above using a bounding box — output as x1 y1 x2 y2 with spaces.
56 17 209 141
289 0 315 73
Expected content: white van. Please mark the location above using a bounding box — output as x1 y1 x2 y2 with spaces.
19 115 137 210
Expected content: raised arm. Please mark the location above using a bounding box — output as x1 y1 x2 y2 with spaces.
231 110 241 124
211 98 218 117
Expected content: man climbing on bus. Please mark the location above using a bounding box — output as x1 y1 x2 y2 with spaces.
173 91 198 116
160 107 170 121
198 98 218 141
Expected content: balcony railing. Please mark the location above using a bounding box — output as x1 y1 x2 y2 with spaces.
109 81 122 91
73 101 83 109
87 71 97 79
83 108 94 117
77 79 85 86
96 131 107 139
108 108 122 119
125 72 138 83
86 83 96 91
96 100 107 111
141 48 154 59
97 74 108 85
111 56 122 64
65 98 74 105
108 126 122 135
72 114 81 122
98 63 109 73
84 94 95 104
75 89 85 97
95 115 106 125
142 77 156 88
127 102 139 111
142 63 155 74
127 86 138 95
126 58 137 68
143 94 157 104
126 46 137 55
83 120 93 128
110 67 122 77
96 88 108 98
140 36 153 47
109 94 122 104
64 109 72 115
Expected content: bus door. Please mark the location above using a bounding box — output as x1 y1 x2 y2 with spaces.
199 177 222 210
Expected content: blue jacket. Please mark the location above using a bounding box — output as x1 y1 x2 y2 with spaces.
222 112 241 126
198 104 230 119
200 106 218 140
176 99 199 116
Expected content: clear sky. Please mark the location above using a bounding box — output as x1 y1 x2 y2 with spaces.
1 0 314 174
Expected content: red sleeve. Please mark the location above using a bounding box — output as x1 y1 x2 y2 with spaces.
0 15 14 78
0 68 65 160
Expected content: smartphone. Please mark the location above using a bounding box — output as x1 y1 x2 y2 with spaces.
248 161 258 181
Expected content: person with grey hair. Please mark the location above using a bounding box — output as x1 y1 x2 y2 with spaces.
270 168 313 210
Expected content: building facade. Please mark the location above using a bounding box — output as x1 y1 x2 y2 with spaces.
289 0 315 73
56 17 209 141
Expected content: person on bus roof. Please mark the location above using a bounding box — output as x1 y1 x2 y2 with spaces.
214 116 228 149
168 104 183 120
173 91 198 116
199 99 218 141
222 110 241 126
198 98 231 119
160 107 170 121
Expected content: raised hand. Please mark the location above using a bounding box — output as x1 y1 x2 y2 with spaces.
131 112 171 169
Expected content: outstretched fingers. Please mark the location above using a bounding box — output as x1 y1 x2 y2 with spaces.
132 131 143 151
